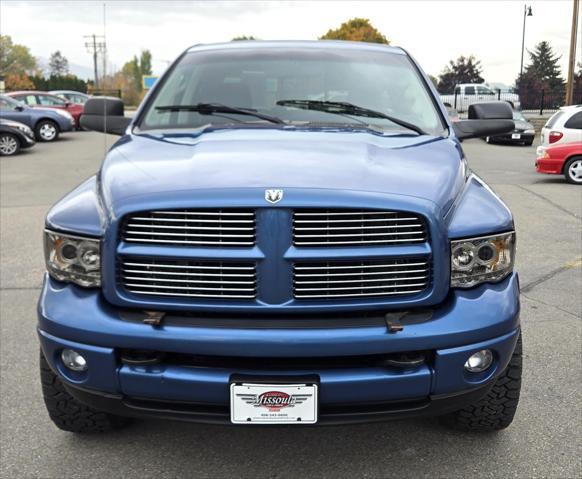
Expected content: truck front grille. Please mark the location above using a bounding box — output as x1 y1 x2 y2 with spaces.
119 257 257 299
293 258 430 299
121 209 256 247
293 209 427 246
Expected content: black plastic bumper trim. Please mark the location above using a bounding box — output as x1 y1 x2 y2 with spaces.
63 382 493 426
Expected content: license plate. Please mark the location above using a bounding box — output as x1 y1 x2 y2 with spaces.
512 133 521 139
230 383 318 424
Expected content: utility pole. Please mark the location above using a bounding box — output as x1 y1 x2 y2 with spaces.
84 34 106 89
565 0 580 105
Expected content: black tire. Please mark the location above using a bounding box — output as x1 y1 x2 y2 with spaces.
0 132 21 156
34 119 60 142
441 332 522 432
40 351 130 433
563 156 582 185
524 139 534 146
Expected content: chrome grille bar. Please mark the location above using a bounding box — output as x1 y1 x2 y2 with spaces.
122 209 256 247
293 209 427 247
119 257 257 300
293 258 430 300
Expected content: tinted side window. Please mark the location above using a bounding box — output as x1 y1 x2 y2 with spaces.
564 111 582 130
465 86 475 95
545 111 564 128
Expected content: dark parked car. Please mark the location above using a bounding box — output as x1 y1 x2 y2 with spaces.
0 119 36 156
485 110 535 145
0 95 74 142
6 91 84 128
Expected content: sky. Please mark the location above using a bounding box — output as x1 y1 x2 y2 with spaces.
1 0 580 85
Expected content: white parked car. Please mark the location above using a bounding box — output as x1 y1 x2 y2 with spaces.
539 105 582 150
440 84 521 113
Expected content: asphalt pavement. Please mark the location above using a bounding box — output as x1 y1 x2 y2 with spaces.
1 131 581 479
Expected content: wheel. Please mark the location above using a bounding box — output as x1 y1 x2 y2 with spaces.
524 139 534 146
563 156 582 184
34 120 59 142
441 332 522 432
40 351 130 433
0 133 21 156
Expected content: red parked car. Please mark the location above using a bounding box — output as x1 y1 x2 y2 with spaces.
6 91 84 128
536 141 582 184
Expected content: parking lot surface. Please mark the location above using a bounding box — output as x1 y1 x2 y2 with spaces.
1 132 581 478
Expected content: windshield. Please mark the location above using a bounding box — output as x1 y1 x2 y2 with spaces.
512 111 526 121
139 47 445 135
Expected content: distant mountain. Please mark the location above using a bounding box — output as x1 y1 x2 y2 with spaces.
37 57 94 80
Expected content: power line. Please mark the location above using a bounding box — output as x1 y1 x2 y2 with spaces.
84 34 106 88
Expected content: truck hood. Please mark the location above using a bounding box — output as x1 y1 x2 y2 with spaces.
100 129 466 213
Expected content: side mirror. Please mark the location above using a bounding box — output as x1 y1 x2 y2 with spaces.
452 101 514 141
80 97 132 136
15 105 24 112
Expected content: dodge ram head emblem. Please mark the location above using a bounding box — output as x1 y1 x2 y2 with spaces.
265 189 283 204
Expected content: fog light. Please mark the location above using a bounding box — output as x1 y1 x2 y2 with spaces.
61 349 88 372
464 349 493 373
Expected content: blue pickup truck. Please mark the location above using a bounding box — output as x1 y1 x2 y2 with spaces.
38 41 521 433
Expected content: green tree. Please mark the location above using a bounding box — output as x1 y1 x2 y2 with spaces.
48 50 69 75
320 18 389 44
515 41 565 109
437 55 484 93
0 35 37 75
232 35 257 41
122 49 153 94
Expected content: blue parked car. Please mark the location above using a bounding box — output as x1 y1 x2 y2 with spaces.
38 41 521 433
0 94 74 142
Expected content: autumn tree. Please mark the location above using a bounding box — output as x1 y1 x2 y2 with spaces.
0 35 37 75
437 55 484 93
48 50 69 75
4 73 36 90
320 18 389 44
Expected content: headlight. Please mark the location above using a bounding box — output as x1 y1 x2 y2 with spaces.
524 129 535 135
451 232 515 288
44 230 101 287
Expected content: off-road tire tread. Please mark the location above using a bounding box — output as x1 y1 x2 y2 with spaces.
442 332 522 432
40 351 129 433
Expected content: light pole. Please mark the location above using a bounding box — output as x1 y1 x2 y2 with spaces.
520 5 533 78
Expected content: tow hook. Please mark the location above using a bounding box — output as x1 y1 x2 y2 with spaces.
384 309 434 333
142 311 166 326
384 312 406 333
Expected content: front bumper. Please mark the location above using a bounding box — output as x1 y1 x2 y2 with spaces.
491 132 535 143
38 273 520 424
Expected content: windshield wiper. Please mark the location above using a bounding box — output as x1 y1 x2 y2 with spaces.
155 103 285 124
276 99 427 135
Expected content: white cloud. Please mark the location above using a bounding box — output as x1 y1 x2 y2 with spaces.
1 0 579 84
